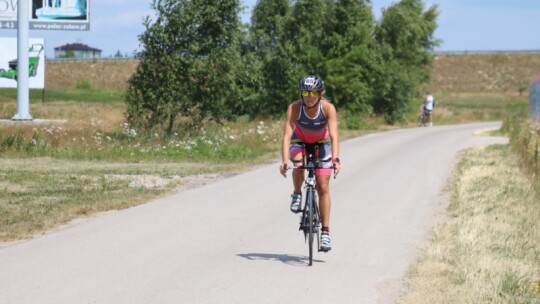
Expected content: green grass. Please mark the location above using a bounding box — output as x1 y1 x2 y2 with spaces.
445 95 527 110
427 94 529 125
0 119 282 162
0 88 124 103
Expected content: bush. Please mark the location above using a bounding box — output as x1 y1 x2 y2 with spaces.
503 117 540 184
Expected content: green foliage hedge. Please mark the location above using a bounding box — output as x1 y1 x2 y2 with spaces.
125 0 439 134
503 117 540 184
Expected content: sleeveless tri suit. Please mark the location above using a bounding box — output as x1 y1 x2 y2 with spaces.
290 100 333 176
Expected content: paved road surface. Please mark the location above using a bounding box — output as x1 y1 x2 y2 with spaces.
0 122 507 304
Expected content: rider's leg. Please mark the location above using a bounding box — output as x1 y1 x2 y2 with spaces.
291 153 304 193
316 175 331 228
290 153 304 212
317 175 332 251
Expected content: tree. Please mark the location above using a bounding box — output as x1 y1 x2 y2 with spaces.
125 0 245 135
248 0 293 115
323 0 376 114
285 0 334 76
372 0 440 123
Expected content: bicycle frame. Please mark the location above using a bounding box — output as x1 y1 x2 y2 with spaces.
417 112 428 127
291 143 330 266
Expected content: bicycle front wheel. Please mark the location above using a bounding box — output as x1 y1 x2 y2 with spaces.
306 187 315 266
417 114 424 127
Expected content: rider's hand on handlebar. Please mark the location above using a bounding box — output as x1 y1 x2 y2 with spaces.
333 162 341 178
280 162 289 177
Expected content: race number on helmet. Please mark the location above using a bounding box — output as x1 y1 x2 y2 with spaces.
300 75 325 92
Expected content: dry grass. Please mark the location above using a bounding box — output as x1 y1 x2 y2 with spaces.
0 158 241 242
43 53 540 96
33 101 125 131
430 53 540 94
1 98 125 131
399 145 540 303
46 60 138 91
1 100 127 152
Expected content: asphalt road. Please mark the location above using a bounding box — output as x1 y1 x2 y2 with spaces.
0 122 507 304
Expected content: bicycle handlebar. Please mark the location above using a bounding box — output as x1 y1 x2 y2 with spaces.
288 158 333 169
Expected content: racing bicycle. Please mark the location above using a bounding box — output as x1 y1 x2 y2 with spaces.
290 143 332 266
417 111 429 127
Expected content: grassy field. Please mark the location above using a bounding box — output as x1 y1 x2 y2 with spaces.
399 144 540 303
430 53 540 94
0 158 242 241
0 86 530 243
42 53 540 95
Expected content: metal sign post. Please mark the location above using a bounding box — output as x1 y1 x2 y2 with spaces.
12 0 32 120
2 0 90 121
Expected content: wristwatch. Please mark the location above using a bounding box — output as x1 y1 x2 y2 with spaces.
332 157 340 164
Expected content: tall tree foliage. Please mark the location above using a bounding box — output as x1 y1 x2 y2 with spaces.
249 0 293 115
125 0 244 134
126 0 440 131
323 0 376 114
373 0 439 123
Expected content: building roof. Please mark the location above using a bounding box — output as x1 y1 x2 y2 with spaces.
54 43 101 52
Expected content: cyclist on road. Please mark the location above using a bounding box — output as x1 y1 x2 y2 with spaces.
279 75 341 251
422 91 435 127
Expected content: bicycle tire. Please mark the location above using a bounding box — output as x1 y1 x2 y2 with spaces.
306 187 314 266
314 194 320 252
417 114 426 127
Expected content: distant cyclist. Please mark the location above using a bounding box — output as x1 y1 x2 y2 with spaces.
423 91 435 127
279 75 341 251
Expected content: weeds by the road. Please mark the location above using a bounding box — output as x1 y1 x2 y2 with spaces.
0 99 283 162
503 117 540 185
0 159 243 242
400 144 540 303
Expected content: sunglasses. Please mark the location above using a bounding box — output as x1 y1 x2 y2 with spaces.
301 91 319 97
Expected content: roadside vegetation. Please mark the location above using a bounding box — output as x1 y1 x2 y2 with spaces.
503 117 540 185
399 114 540 303
399 143 540 303
0 88 528 243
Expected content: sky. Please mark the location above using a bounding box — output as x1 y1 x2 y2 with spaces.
1 0 540 58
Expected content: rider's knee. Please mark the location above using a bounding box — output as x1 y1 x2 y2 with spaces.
316 183 330 196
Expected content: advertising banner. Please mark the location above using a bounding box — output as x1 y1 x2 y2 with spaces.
0 37 45 89
0 0 89 31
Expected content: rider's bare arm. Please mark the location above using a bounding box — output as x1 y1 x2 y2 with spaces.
280 102 297 177
324 101 340 176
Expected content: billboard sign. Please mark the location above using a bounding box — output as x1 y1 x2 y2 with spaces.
0 38 45 89
0 0 89 30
